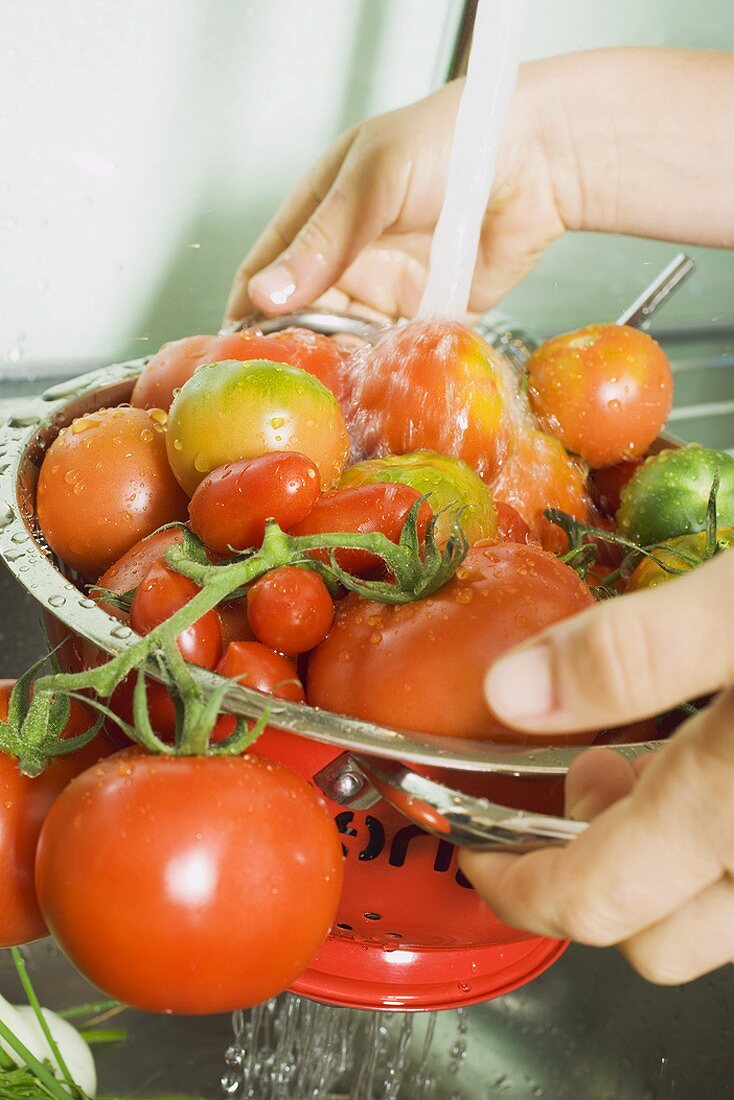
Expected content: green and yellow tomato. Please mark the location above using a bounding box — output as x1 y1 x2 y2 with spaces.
340 450 498 545
626 527 734 591
166 359 349 496
616 446 734 546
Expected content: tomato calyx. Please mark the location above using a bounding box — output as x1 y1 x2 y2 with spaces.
546 471 726 599
0 653 103 778
8 506 468 765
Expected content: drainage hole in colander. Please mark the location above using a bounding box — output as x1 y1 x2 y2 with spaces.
363 912 381 921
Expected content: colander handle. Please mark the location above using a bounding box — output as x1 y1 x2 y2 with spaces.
315 753 587 853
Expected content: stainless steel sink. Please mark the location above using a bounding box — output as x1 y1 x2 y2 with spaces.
1 329 733 1099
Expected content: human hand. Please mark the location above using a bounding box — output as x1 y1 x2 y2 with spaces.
460 549 734 983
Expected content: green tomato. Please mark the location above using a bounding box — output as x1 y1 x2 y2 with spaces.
616 446 734 546
166 359 349 496
340 450 498 545
626 527 734 590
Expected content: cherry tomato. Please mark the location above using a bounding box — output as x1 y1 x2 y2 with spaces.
289 483 433 576
37 406 188 579
166 359 349 497
212 641 306 742
527 323 673 468
130 561 222 670
0 682 112 949
591 460 641 517
308 542 596 745
339 450 498 546
246 567 334 656
35 751 344 1014
217 599 256 648
493 429 590 553
131 328 346 412
189 452 321 554
494 502 535 544
343 320 518 483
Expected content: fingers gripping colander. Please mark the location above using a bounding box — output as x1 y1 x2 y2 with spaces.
0 260 690 1009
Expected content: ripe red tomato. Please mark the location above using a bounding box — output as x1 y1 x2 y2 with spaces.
37 406 188 579
591 460 642 517
289 483 432 576
166 358 349 497
130 561 222 670
131 328 346 412
494 502 536 544
189 452 321 554
217 598 256 648
308 542 596 745
247 567 334 656
494 429 590 553
526 323 673 468
35 751 344 1013
0 682 112 949
212 641 305 741
95 526 185 591
343 321 519 483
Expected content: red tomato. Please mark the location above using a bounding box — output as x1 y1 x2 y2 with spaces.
217 598 256 648
131 329 346 412
189 452 321 554
95 526 184 591
493 429 590 553
343 320 519 483
130 561 222 670
289 483 432 576
0 681 112 949
35 751 344 1013
247 567 334 656
591 460 642 517
212 641 306 741
308 542 596 745
494 502 536 544
37 406 188 579
527 324 673 468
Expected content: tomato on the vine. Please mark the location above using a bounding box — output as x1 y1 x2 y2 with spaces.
591 460 641 517
35 751 344 1013
37 406 188 578
166 359 349 497
526 323 673 468
130 561 222 669
247 567 334 656
626 528 734 591
308 542 596 745
189 452 321 554
212 641 305 741
0 682 112 949
289 483 432 575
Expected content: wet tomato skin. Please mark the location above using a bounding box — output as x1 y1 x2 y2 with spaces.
289 483 432 576
130 561 222 670
527 323 673 469
0 682 113 949
37 406 188 579
308 542 596 745
34 751 344 1014
189 452 321 554
247 567 334 656
212 641 305 741
494 502 536 544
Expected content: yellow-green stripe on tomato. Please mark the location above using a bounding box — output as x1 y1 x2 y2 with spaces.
166 358 350 496
340 450 498 545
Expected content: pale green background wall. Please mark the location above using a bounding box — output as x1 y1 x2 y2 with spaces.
1 0 733 373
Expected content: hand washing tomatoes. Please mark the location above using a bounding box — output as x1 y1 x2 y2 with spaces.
527 323 673 468
37 406 188 578
166 359 349 497
247 567 334 655
35 751 344 1014
132 327 346 412
189 452 321 554
0 682 112 949
308 542 595 745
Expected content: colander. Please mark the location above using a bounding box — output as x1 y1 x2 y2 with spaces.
0 255 692 1010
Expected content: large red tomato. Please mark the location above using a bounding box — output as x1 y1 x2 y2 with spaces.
342 321 520 483
37 406 188 579
35 751 344 1013
308 542 596 745
0 682 112 949
526 323 673 468
131 328 346 411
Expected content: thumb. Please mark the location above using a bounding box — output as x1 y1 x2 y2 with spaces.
485 548 734 733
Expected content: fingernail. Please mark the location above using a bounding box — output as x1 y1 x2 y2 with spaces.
565 793 597 822
485 644 554 719
248 263 297 307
